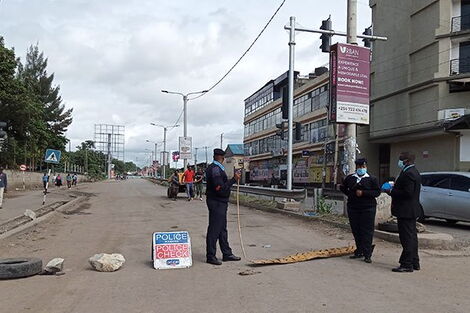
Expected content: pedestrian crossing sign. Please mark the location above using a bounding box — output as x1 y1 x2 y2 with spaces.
45 149 61 164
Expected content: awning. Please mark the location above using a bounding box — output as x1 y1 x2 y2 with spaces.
444 114 470 131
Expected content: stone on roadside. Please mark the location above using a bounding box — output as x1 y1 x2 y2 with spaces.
89 253 125 272
24 209 37 220
45 258 65 274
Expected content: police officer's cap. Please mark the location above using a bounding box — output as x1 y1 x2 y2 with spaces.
213 148 225 156
355 158 367 166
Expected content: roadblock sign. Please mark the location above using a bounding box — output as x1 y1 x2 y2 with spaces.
44 149 61 164
152 231 192 269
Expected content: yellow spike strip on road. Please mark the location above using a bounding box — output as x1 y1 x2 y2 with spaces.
250 246 356 265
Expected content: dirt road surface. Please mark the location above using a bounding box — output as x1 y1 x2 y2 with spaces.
0 179 469 313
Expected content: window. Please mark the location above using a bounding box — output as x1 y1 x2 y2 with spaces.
450 175 470 192
423 175 451 189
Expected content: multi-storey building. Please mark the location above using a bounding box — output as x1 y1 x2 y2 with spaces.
243 69 345 186
362 0 470 181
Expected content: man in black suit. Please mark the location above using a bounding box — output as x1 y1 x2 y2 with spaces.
387 152 422 273
340 158 381 263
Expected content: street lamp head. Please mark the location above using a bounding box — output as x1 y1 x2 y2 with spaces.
161 90 168 93
202 90 209 93
146 140 151 142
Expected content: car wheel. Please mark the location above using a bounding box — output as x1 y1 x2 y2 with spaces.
0 258 43 279
446 219 458 225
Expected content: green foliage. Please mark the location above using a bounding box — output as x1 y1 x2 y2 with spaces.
0 38 73 168
316 196 333 215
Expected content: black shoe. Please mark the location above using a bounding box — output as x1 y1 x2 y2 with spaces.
349 254 363 259
364 257 372 263
413 264 420 271
392 266 413 273
206 258 222 265
222 255 241 262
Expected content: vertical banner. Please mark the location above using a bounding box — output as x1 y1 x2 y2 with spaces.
329 43 371 125
179 137 192 159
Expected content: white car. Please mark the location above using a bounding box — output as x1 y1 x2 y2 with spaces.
420 172 470 224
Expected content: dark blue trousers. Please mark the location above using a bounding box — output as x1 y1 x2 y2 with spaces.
206 198 233 259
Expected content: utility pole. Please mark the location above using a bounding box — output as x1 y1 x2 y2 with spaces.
194 147 198 167
287 16 296 191
204 146 208 165
163 127 167 179
220 133 224 149
161 89 208 170
107 133 112 179
345 0 358 176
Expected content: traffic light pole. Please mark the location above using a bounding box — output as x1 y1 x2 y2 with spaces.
345 0 358 177
287 16 295 191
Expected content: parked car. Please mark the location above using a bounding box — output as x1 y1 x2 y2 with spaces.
420 172 470 224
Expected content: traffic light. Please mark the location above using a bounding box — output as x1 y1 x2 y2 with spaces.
363 26 372 48
276 122 285 140
320 17 332 53
281 86 289 119
295 122 302 141
0 122 7 139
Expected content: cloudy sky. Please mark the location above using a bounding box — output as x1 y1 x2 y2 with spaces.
0 0 371 167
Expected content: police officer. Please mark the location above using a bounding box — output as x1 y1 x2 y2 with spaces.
205 148 241 265
340 158 381 263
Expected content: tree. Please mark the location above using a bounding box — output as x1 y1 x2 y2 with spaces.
18 44 73 152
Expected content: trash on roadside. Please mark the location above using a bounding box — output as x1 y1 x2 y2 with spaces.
89 253 125 272
248 244 257 247
304 211 317 217
239 269 261 276
262 244 272 248
44 258 64 274
24 209 37 220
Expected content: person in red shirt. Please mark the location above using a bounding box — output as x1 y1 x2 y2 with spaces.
182 166 195 201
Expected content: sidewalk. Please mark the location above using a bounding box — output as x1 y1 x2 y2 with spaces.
0 185 85 224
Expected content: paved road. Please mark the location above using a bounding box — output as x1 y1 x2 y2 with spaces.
423 219 470 246
0 179 469 313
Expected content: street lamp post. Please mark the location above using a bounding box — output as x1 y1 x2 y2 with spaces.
161 89 208 169
150 123 180 179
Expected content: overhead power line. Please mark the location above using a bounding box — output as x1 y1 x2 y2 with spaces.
189 0 287 101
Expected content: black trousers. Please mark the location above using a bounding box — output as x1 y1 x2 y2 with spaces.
206 198 233 259
348 206 376 258
397 218 419 268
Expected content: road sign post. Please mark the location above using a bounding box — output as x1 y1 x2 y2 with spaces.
152 231 192 269
43 149 62 205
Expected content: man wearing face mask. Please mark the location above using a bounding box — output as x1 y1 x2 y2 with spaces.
340 158 381 263
386 152 422 273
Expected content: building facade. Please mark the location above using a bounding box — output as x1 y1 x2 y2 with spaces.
363 0 470 181
243 70 346 187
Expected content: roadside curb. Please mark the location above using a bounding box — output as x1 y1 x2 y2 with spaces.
230 197 459 250
0 196 86 240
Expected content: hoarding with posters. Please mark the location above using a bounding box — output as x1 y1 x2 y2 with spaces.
329 43 371 125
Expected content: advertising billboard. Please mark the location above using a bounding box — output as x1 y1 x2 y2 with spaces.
329 43 371 125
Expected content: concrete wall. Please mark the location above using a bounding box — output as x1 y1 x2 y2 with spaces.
389 134 458 176
3 170 89 190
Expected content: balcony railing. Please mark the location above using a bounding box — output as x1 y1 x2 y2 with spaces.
450 58 470 75
451 16 470 33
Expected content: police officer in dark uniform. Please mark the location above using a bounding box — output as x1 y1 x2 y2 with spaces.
340 158 381 263
205 148 241 265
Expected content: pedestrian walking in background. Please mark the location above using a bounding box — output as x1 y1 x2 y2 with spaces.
183 166 195 201
194 167 204 201
42 172 49 192
385 152 422 273
169 170 180 201
340 158 381 263
205 148 241 265
55 174 62 188
66 173 72 189
0 167 7 209
52 174 57 188
72 174 78 186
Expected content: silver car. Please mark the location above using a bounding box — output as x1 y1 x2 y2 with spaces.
420 172 470 224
